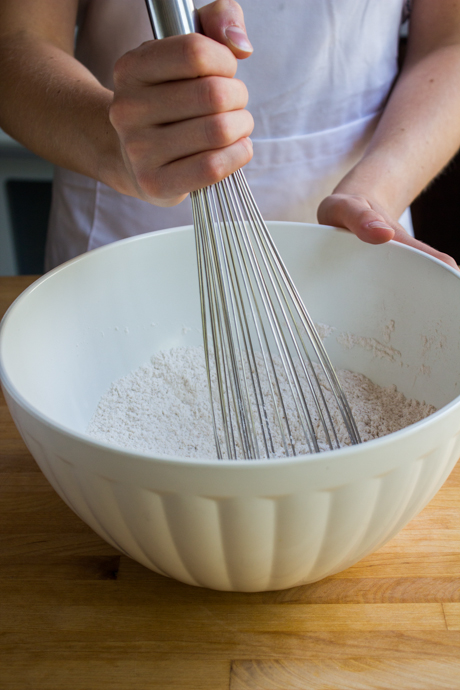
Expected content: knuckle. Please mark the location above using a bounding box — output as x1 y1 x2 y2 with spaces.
211 0 245 24
201 151 227 185
244 110 254 135
122 136 146 164
109 96 134 131
204 113 233 147
200 76 229 112
239 138 253 164
336 195 361 217
335 194 352 208
136 167 163 198
108 99 122 130
134 167 150 193
183 34 210 74
113 50 137 87
236 79 249 107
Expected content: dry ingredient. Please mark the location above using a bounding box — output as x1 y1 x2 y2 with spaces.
87 346 436 459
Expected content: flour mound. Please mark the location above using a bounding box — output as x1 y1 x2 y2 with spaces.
87 347 436 459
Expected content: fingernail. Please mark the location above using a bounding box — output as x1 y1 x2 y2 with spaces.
225 26 253 53
366 221 393 231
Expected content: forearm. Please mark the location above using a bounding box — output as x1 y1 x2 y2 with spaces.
0 0 254 207
334 43 460 218
0 32 131 195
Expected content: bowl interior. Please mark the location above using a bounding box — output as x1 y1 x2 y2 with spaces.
1 222 460 440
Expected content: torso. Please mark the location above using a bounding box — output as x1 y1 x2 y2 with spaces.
46 0 407 269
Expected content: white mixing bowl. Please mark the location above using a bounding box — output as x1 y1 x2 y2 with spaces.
1 222 460 591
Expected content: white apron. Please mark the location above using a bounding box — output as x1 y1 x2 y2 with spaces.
45 0 409 270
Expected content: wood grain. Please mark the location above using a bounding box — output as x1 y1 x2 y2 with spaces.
230 658 460 690
1 276 460 690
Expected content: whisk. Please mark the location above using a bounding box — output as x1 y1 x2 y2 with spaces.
145 0 361 459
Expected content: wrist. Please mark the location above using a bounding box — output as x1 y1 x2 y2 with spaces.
94 94 140 198
333 152 412 219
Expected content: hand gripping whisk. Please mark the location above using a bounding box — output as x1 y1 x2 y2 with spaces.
145 0 362 459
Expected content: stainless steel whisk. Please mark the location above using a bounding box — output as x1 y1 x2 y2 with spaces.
145 0 362 459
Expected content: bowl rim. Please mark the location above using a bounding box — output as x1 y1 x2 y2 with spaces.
1 222 460 468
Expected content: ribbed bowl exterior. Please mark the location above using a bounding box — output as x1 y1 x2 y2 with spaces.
2 224 460 591
6 390 460 591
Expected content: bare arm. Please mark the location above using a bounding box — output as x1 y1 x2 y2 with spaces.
318 0 460 268
0 0 254 206
0 1 122 190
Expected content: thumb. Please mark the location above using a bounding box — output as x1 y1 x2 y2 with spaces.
318 194 395 244
199 0 253 58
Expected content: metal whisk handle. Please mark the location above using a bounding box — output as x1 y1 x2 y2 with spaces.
144 0 200 39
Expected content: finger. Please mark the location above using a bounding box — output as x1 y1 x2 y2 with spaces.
391 226 459 270
138 138 254 199
317 195 459 271
164 108 254 159
199 0 253 58
123 109 254 169
111 76 249 129
113 33 237 88
318 194 395 244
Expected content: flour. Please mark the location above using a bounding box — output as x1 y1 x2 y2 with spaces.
87 346 436 459
336 332 401 362
314 322 336 340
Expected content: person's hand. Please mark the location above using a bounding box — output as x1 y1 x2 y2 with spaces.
317 193 458 270
109 0 254 207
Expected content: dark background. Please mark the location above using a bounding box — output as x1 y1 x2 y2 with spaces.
398 34 460 263
411 154 460 261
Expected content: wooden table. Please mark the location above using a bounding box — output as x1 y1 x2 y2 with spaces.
1 276 460 689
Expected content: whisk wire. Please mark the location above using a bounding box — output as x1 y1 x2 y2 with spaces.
192 192 227 457
195 189 254 458
213 183 276 458
200 184 270 459
217 178 298 455
234 172 338 450
219 175 312 456
236 170 362 446
229 174 334 452
207 185 262 459
192 170 362 459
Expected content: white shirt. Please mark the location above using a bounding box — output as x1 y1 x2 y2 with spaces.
45 0 408 270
